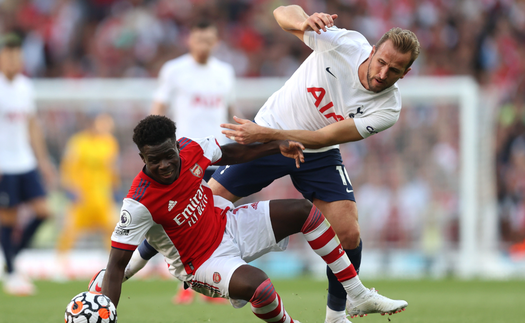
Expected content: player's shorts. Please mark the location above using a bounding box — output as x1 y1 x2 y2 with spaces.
189 198 288 308
211 148 355 202
0 168 46 208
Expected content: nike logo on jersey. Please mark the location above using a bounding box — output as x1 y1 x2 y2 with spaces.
326 67 337 78
168 200 177 211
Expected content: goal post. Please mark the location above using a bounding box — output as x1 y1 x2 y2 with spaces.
32 76 495 279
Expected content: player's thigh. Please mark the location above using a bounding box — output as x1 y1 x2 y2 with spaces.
268 199 313 242
211 154 295 198
226 201 289 263
190 252 246 301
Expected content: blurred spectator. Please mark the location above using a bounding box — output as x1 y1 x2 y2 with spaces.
1 0 525 255
55 112 120 279
0 32 56 295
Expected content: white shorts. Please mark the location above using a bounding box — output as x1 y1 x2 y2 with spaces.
189 199 289 308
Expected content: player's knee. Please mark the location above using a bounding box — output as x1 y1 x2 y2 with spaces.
229 265 268 301
338 228 361 249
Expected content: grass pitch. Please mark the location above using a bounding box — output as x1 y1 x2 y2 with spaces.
0 277 523 323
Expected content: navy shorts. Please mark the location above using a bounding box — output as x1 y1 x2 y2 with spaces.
0 169 46 207
211 148 355 202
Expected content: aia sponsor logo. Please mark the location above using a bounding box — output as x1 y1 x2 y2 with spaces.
307 87 344 122
213 272 221 284
190 163 204 178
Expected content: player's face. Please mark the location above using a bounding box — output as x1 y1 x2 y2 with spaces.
188 27 218 64
0 47 23 77
140 138 181 185
366 40 412 93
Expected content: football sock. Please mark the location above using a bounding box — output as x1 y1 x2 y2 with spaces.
301 206 367 301
326 240 363 311
250 278 294 323
0 226 15 273
14 217 44 255
138 239 158 260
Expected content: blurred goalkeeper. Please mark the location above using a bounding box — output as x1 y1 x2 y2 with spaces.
90 115 407 323
211 5 421 323
0 33 56 296
56 112 120 277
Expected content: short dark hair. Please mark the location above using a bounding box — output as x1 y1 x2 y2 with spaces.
133 115 176 151
0 33 22 49
190 19 215 31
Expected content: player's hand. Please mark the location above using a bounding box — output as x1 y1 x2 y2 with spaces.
302 12 338 34
278 140 305 168
221 116 274 145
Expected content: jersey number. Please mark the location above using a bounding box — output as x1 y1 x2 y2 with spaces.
307 87 344 122
336 166 353 193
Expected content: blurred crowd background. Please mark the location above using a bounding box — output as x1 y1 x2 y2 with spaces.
1 0 525 276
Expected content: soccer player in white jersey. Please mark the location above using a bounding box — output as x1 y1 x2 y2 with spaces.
0 33 55 296
150 19 239 304
213 5 420 323
93 115 407 323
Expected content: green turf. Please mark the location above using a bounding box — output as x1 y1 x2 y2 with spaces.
0 278 523 323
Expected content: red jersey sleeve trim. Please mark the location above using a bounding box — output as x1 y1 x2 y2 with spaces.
111 241 137 251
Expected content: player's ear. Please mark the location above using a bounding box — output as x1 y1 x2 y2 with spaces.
369 45 376 59
400 67 411 79
139 152 146 163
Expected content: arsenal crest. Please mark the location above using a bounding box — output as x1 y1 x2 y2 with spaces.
190 163 204 178
213 272 221 283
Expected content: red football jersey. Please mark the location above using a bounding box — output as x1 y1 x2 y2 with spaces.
111 136 229 281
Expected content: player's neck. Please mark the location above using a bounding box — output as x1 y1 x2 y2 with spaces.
1 71 18 81
191 54 209 65
357 58 370 91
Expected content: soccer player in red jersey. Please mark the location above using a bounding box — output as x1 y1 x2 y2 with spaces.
97 115 406 322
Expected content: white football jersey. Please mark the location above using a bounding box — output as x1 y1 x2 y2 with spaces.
254 27 401 152
0 73 38 174
153 54 236 145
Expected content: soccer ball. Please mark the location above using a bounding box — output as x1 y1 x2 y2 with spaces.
65 291 117 323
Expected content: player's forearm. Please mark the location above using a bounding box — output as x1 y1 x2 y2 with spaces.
270 129 336 149
273 5 309 31
101 270 124 307
28 117 51 166
218 141 282 165
150 101 167 116
103 249 133 307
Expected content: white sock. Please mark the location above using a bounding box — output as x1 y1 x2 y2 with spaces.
123 249 148 282
343 276 369 301
325 306 347 322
